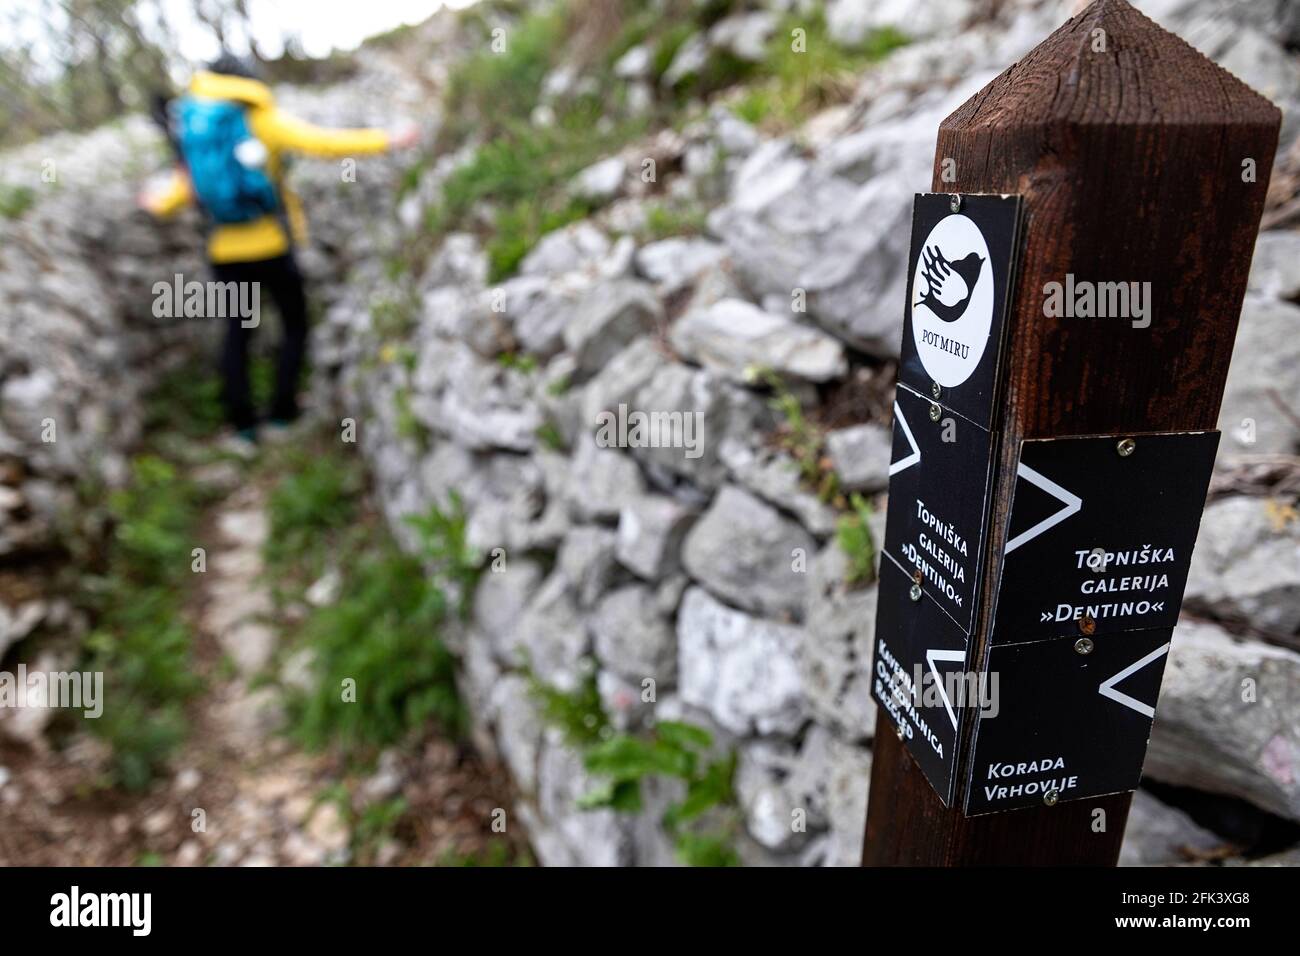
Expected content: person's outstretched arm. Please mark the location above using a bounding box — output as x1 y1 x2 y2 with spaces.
253 109 407 158
139 166 193 216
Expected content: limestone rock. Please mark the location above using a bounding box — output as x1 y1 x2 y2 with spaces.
592 585 678 684
682 485 814 619
1145 619 1300 821
677 586 808 737
670 298 847 383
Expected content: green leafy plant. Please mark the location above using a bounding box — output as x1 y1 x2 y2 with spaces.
287 547 463 752
526 669 610 748
404 493 483 620
837 492 877 586
80 455 207 789
0 183 35 219
748 365 837 500
580 721 741 867
264 451 360 572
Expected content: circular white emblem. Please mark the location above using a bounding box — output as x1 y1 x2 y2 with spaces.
910 214 993 388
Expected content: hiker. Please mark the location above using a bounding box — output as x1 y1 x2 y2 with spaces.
140 54 418 447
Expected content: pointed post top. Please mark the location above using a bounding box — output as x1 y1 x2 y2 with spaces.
943 0 1281 131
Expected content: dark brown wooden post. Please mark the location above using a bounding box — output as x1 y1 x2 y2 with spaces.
862 0 1280 866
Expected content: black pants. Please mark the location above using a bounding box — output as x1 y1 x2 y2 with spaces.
211 254 308 431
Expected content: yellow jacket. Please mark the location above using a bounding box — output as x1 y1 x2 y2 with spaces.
146 71 392 264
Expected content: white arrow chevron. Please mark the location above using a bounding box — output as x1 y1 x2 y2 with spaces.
1098 643 1170 719
889 400 922 477
1004 461 1082 554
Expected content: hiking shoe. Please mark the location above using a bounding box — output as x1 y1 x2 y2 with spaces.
218 427 259 459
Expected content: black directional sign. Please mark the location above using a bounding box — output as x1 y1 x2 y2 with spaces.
989 431 1220 644
963 627 1174 815
898 193 1023 430
870 555 973 807
880 383 995 634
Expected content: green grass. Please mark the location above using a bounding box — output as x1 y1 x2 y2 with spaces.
837 492 877 587
286 545 463 752
264 450 361 573
80 454 209 790
0 183 35 219
285 496 479 754
733 17 910 129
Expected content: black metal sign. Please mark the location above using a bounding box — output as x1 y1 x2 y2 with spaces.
898 193 1023 430
963 627 1174 815
871 556 970 806
881 383 995 634
989 431 1220 644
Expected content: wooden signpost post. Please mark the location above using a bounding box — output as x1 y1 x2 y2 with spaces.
861 0 1281 866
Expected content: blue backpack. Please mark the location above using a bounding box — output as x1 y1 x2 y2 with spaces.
177 97 279 224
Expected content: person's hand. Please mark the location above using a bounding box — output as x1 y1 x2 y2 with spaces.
388 122 420 150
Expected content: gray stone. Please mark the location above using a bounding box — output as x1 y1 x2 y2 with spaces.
567 437 648 522
1217 298 1300 457
579 337 670 435
491 674 543 795
1247 229 1300 301
826 423 892 493
571 156 627 203
670 298 847 383
521 221 611 277
507 571 590 690
682 485 814 619
536 738 634 866
677 586 808 737
734 725 871 864
827 0 974 44
557 526 620 607
592 585 677 684
634 237 728 295
613 44 652 80
473 558 545 659
795 544 878 741
1119 789 1228 866
563 279 662 378
719 436 838 538
1185 496 1300 636
707 12 778 62
1145 618 1300 821
615 494 696 579
662 33 709 87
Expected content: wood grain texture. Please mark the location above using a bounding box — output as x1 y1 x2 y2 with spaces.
863 0 1280 867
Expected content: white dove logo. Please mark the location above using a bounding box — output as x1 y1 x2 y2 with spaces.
911 214 995 388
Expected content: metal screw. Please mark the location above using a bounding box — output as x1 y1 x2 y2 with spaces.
895 724 905 740
1117 438 1136 457
1078 614 1097 636
1074 637 1095 655
931 382 942 399
909 583 922 602
949 194 962 213
929 403 942 422
1043 788 1060 807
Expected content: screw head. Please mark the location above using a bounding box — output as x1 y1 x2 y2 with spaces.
1074 637 1095 655
931 382 942 399
1043 788 1060 807
1117 438 1136 457
1078 615 1097 636
949 194 962 212
909 583 922 602
929 403 942 422
895 723 905 740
